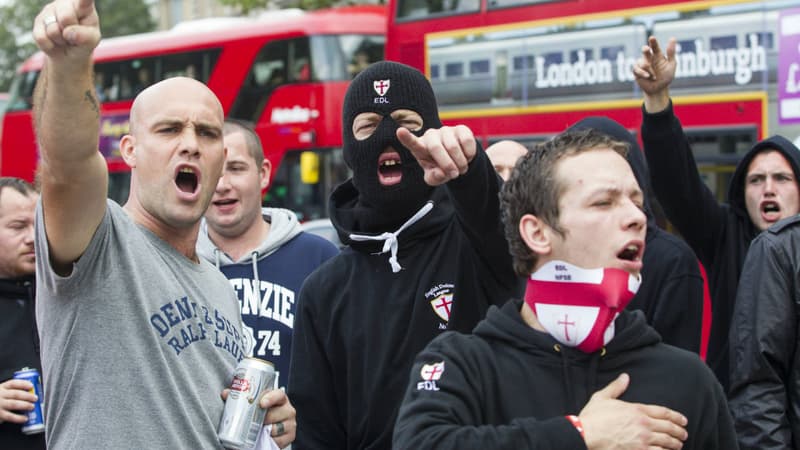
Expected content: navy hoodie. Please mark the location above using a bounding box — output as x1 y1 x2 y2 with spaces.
642 101 800 390
197 208 338 389
570 117 704 353
393 300 737 450
288 149 523 450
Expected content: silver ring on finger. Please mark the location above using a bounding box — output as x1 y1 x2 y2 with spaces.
274 421 285 437
43 14 57 27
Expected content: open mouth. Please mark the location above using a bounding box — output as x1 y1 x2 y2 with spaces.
213 198 237 207
377 151 403 186
617 243 642 262
761 201 781 220
176 167 199 194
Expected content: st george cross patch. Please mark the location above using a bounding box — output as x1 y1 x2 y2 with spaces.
430 293 453 322
420 361 445 380
373 79 390 96
417 361 445 391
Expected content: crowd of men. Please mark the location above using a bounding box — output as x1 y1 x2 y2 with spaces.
1 0 800 449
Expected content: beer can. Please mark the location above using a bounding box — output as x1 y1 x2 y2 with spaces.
13 367 45 435
218 357 275 450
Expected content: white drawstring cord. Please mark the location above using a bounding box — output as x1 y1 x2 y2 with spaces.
348 201 434 273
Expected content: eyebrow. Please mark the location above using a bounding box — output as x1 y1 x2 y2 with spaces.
150 118 183 129
587 185 643 199
748 171 794 177
150 118 221 132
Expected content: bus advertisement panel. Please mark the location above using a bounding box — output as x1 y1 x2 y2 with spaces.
2 5 386 221
386 0 800 200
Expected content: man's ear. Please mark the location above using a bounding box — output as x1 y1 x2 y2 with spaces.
260 158 272 192
519 213 552 257
120 135 136 168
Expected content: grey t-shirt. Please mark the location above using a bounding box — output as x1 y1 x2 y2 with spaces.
35 201 249 449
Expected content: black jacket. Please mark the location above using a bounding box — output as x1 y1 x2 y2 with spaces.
0 275 45 450
571 116 704 352
288 150 523 450
393 300 737 450
642 102 800 390
729 215 800 449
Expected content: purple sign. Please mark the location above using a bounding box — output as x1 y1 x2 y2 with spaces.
98 113 129 161
779 8 800 125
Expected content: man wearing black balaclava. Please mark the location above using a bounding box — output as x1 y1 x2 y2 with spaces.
288 61 522 450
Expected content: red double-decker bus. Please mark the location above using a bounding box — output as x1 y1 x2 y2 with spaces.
386 0 800 201
2 5 385 220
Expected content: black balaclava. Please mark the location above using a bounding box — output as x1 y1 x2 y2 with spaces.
342 61 443 223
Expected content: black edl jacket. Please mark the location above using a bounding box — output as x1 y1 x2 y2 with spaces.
288 149 523 450
642 101 800 390
729 215 800 449
393 300 737 450
0 275 46 450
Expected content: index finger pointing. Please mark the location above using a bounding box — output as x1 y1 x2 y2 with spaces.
77 0 97 15
396 127 425 156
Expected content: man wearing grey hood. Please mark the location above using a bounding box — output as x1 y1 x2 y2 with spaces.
198 119 338 399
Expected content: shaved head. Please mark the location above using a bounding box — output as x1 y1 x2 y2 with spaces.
118 75 227 235
486 140 529 181
130 77 223 135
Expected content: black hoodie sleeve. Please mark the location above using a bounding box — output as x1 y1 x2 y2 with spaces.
393 333 587 450
288 274 346 450
639 230 705 353
445 144 523 303
641 102 728 266
729 228 798 450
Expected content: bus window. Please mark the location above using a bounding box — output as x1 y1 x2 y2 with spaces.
229 37 311 122
338 35 384 79
266 148 351 221
6 71 39 112
126 58 156 97
93 49 221 102
488 0 567 9
396 0 479 20
688 128 757 201
160 49 221 81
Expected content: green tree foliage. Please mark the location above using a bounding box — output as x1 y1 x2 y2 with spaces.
0 0 155 92
0 3 39 92
218 0 345 14
96 0 156 39
217 0 270 14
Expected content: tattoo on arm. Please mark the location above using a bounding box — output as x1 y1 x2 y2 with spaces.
32 64 49 134
84 90 100 118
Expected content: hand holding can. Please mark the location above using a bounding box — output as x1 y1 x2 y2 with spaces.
218 358 275 450
12 368 45 434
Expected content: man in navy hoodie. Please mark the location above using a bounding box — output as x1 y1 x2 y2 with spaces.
198 119 338 442
394 128 735 450
633 36 800 390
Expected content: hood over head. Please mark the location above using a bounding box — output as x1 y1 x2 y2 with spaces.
728 135 800 221
329 179 451 251
197 207 302 267
341 61 442 227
